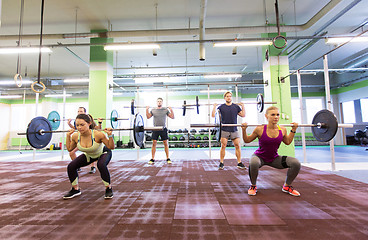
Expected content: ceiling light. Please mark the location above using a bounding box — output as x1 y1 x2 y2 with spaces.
0 47 52 54
213 41 272 47
134 76 186 84
325 37 368 44
0 95 23 99
63 78 89 83
45 94 72 98
204 74 242 79
0 80 33 85
199 89 229 93
104 43 160 51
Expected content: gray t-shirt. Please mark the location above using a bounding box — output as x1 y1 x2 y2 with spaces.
150 108 170 127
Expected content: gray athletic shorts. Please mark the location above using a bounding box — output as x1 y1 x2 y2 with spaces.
221 130 239 140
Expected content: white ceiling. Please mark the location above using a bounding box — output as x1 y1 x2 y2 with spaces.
0 0 367 96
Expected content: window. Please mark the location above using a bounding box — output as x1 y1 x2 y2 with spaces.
113 100 131 116
306 98 323 124
189 101 209 126
291 99 301 123
11 104 42 131
243 99 258 124
342 101 356 123
360 98 368 122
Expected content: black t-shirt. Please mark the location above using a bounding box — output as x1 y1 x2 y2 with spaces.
218 103 241 132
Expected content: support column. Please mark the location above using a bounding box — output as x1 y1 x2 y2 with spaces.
262 33 295 157
89 30 113 128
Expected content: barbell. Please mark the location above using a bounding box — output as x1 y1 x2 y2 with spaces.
47 109 129 130
190 109 353 142
18 113 163 149
125 99 194 116
183 93 277 114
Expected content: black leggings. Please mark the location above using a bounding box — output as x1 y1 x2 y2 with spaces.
67 146 112 186
249 154 301 186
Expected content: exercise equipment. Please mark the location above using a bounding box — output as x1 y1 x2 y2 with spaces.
18 113 164 149
183 93 277 114
354 126 368 146
190 109 354 142
272 0 287 49
47 109 129 130
47 111 60 130
126 99 193 116
133 113 145 148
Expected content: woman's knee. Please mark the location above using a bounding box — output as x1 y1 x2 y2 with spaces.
67 161 76 171
249 157 261 169
97 155 110 169
287 157 301 170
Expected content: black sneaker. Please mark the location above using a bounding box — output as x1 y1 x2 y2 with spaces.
63 188 81 199
167 158 172 164
218 162 224 170
89 166 96 174
105 187 113 199
237 162 246 169
148 159 155 165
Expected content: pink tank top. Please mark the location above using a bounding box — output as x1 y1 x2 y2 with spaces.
254 125 283 162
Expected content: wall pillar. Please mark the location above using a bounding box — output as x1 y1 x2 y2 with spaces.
88 30 114 128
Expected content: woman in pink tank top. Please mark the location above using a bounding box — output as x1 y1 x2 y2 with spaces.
241 106 301 197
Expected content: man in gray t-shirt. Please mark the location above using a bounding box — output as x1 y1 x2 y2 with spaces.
146 97 175 164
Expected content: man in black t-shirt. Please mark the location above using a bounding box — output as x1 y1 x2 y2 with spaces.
212 91 246 170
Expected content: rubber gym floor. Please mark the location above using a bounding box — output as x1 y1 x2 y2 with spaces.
0 146 367 239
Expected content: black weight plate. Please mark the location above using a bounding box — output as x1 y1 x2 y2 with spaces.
26 116 52 149
215 110 222 142
256 93 264 113
110 109 119 129
133 113 144 147
47 111 60 130
131 99 135 115
311 109 338 142
183 100 186 116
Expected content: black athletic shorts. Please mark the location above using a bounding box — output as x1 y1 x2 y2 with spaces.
151 128 168 141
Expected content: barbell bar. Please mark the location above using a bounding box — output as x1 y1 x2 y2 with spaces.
47 109 129 130
190 109 353 142
17 127 164 135
18 113 163 149
124 99 194 116
183 93 277 114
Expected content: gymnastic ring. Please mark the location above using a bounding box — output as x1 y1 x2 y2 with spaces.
31 81 46 93
14 74 23 87
272 35 287 49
